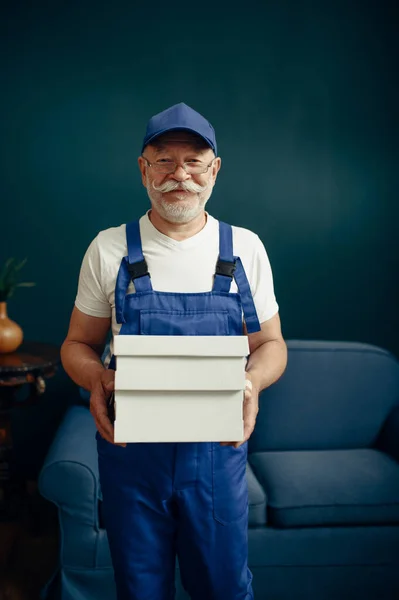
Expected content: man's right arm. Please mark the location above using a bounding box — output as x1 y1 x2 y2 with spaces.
61 306 125 445
60 306 111 392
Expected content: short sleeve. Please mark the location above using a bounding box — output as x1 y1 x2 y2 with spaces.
74 236 112 318
250 235 279 323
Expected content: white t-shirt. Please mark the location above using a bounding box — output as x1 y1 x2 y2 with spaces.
75 211 279 365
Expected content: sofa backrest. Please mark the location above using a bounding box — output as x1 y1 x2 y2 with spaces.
249 340 399 453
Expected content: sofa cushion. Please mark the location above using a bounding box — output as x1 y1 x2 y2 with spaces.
246 462 268 527
249 448 399 528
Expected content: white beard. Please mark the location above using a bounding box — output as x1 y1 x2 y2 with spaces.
146 175 213 224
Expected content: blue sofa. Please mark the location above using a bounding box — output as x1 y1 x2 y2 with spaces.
38 340 399 599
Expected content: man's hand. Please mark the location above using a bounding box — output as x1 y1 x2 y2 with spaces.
220 373 259 449
90 369 126 447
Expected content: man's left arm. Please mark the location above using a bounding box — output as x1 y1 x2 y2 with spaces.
220 312 288 448
245 311 287 393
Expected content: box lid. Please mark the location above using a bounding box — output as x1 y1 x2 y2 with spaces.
114 335 249 357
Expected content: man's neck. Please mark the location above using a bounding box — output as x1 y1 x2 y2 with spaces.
148 209 207 241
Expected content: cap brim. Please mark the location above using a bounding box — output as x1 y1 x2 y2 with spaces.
142 127 215 154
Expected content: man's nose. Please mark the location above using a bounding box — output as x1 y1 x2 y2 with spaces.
170 164 190 181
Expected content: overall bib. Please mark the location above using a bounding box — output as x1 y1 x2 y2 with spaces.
96 219 261 600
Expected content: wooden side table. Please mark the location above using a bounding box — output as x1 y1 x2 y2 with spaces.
0 342 60 520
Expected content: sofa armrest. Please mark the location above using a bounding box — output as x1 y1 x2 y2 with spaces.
375 404 399 463
38 405 100 527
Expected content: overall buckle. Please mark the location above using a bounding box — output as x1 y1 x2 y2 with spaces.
127 259 149 280
216 259 236 278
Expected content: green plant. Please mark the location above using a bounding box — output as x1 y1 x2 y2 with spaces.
0 258 36 302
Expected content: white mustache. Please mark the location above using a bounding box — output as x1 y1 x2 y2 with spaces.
152 179 210 194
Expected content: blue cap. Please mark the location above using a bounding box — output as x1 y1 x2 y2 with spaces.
141 102 217 155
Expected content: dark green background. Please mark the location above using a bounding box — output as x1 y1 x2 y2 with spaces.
1 1 398 475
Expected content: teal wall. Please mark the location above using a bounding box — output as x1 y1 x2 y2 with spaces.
1 2 398 473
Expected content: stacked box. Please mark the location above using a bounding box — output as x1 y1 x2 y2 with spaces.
113 335 249 443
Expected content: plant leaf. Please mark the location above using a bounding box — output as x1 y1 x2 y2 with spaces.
4 258 15 270
3 258 16 275
0 258 15 286
15 258 28 272
0 257 32 298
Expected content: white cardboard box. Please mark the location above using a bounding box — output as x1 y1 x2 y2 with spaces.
113 335 249 443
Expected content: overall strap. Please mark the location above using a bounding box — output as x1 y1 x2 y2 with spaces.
213 221 234 293
213 221 261 334
114 220 153 324
233 256 261 333
126 220 153 293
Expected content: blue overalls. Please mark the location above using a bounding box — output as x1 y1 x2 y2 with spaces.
96 219 261 600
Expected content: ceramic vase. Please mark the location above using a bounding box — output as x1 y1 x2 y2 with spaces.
0 302 23 354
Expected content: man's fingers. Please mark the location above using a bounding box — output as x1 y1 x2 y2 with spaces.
100 369 115 393
96 424 114 445
96 407 115 439
98 412 114 438
90 372 124 447
216 378 259 448
95 419 126 447
91 398 126 447
218 379 258 448
93 409 113 444
97 429 126 448
220 440 246 448
245 378 253 391
95 411 114 441
243 420 255 441
220 440 244 447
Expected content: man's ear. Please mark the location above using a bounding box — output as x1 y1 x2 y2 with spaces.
212 157 221 180
138 156 147 187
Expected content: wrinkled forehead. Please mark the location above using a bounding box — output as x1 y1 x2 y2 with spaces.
147 130 211 154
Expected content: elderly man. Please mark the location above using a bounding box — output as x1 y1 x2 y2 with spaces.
61 102 287 600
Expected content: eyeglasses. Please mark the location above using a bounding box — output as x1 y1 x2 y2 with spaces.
142 156 215 175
